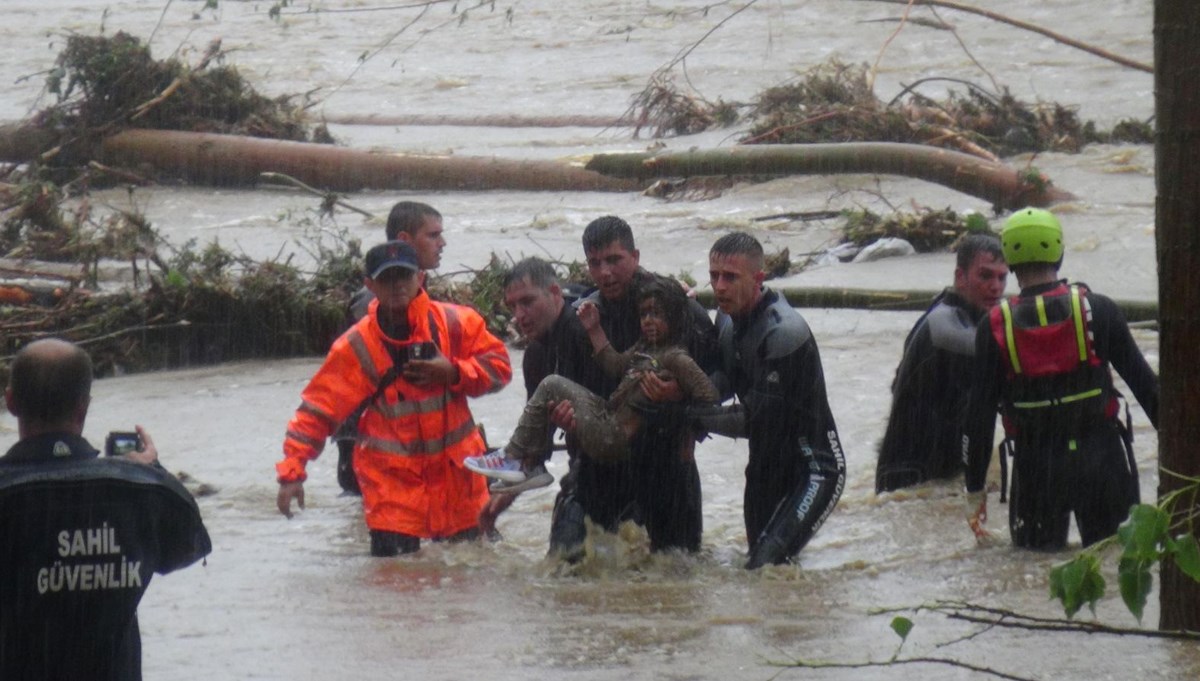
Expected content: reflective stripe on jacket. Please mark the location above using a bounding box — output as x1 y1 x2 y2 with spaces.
278 289 511 537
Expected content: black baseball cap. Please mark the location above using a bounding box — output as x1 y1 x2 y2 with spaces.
365 241 420 279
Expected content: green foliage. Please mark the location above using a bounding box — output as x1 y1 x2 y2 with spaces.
1049 552 1106 618
888 615 913 662
1118 504 1170 561
1049 494 1200 623
1170 533 1200 581
889 615 913 642
1117 557 1153 623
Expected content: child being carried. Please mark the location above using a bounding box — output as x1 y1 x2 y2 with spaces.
464 275 718 493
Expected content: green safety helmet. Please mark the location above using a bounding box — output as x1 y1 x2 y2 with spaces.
1001 207 1063 266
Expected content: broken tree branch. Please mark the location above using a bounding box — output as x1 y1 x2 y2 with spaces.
854 0 1152 73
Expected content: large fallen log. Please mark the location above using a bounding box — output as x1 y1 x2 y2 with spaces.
321 113 628 128
586 143 1073 209
0 124 639 193
1 124 1071 205
95 129 641 192
693 286 1157 322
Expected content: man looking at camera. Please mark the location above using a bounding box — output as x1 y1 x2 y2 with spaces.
277 240 511 556
339 200 448 493
0 338 212 681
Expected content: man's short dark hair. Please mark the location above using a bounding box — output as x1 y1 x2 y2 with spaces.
8 339 92 424
385 201 441 240
956 232 1004 271
710 231 765 269
503 257 559 291
582 215 636 254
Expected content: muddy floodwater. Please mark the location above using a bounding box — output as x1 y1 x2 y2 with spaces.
1 1 1190 679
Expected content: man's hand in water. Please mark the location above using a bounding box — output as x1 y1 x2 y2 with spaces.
966 490 994 545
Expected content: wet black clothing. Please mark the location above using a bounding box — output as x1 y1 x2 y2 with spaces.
962 280 1159 549
0 433 212 681
707 289 846 568
545 271 719 554
876 289 985 492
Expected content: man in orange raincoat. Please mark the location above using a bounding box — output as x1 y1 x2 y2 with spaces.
276 241 512 556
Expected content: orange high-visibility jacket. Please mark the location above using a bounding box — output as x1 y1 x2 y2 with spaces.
278 290 511 538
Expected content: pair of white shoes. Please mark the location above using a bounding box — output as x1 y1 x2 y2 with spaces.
463 450 554 494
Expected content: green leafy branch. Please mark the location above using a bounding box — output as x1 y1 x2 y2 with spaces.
770 600 1200 680
1049 472 1200 622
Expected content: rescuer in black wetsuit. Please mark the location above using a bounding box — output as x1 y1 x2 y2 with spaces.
0 338 211 681
482 217 719 559
961 208 1159 549
875 233 1008 492
692 232 846 569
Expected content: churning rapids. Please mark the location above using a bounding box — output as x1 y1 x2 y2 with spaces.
1 1 1185 679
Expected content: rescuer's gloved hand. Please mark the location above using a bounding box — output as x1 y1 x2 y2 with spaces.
966 490 993 544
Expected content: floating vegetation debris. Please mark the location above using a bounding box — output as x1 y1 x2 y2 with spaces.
841 206 990 253
38 32 318 142
629 73 739 139
630 59 1152 156
12 31 326 187
0 186 608 379
0 205 361 382
742 61 1150 157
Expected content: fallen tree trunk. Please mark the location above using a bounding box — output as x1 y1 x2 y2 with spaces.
321 113 629 128
95 129 641 192
0 124 639 192
1 124 1070 204
693 286 1157 322
586 143 1073 209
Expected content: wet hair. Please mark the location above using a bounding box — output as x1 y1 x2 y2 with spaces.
503 257 559 291
581 215 636 254
635 274 691 347
385 201 441 240
8 338 92 424
709 231 765 271
956 232 1004 271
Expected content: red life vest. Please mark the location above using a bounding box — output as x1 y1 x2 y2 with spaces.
989 283 1118 437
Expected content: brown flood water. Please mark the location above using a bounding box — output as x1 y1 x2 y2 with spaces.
1 1 1189 679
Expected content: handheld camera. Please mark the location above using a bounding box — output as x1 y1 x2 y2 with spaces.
105 431 143 457
406 341 438 363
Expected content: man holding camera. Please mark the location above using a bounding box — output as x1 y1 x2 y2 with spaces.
0 338 212 680
337 201 448 493
277 240 512 556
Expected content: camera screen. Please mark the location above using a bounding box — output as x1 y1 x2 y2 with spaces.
106 432 141 457
112 438 138 455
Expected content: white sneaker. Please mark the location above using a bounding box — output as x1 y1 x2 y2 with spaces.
463 450 525 482
489 465 555 495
